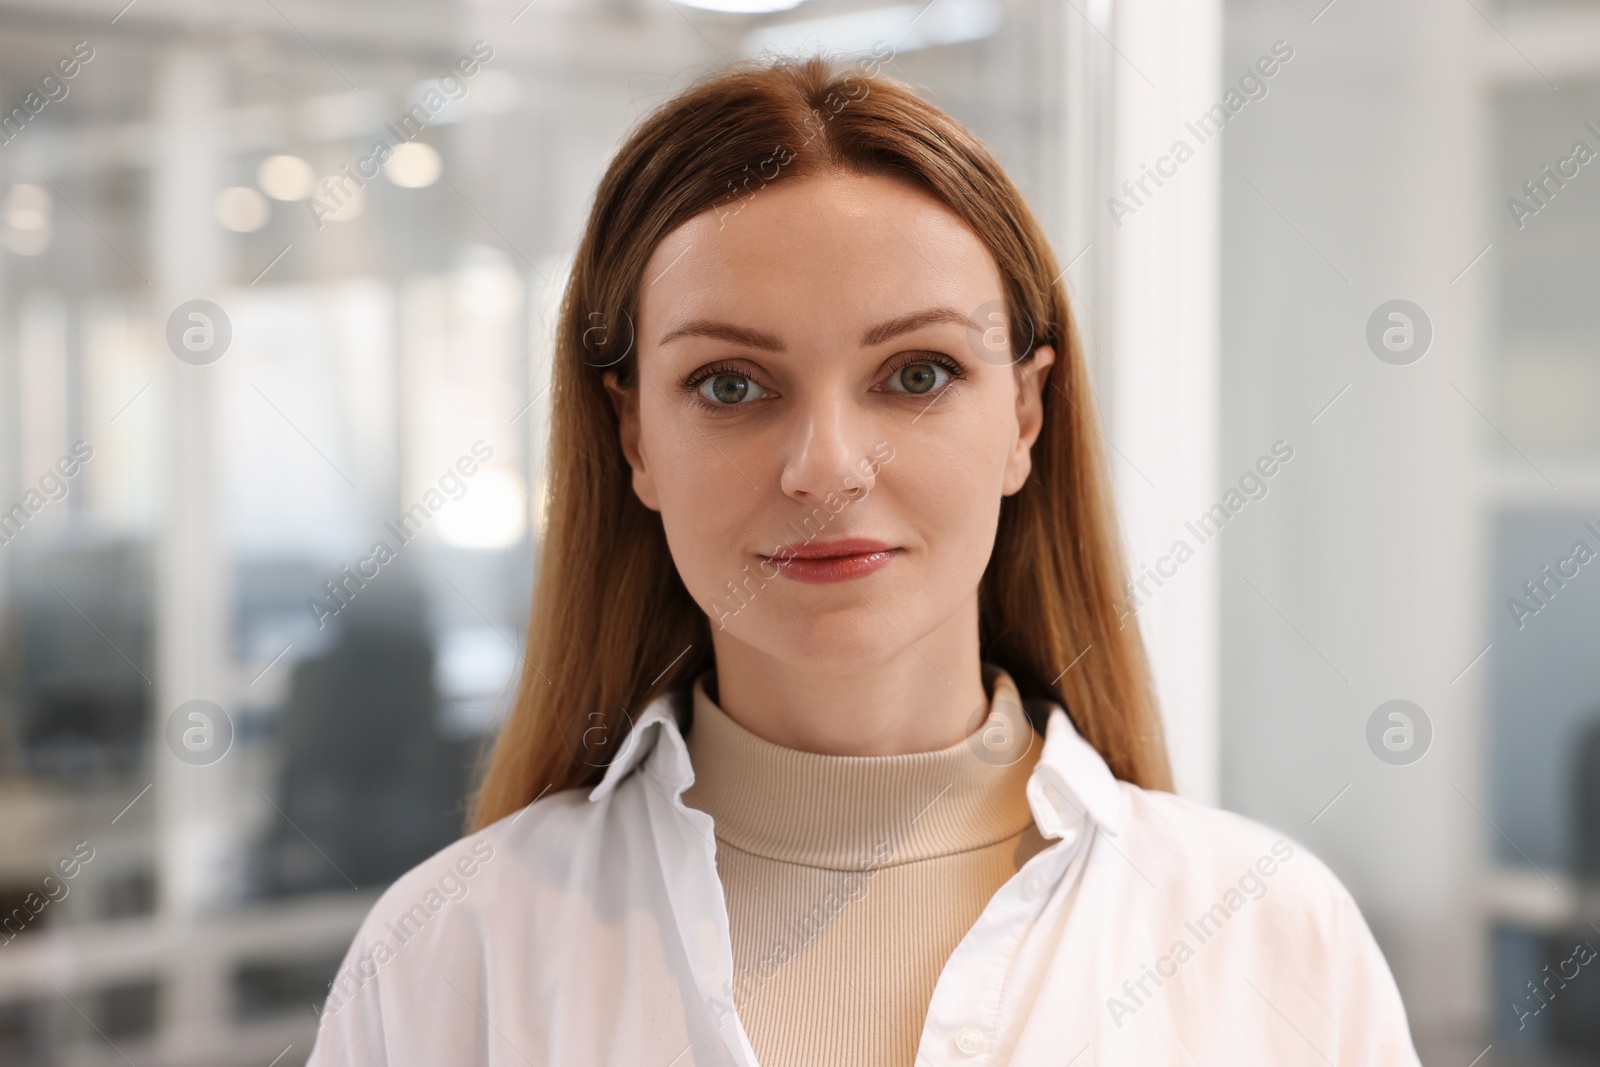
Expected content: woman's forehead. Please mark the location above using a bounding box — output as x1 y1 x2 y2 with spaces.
637 172 1004 345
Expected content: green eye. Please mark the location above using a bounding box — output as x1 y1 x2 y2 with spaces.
699 372 766 405
888 361 950 395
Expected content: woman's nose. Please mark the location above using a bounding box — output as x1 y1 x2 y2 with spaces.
776 392 877 503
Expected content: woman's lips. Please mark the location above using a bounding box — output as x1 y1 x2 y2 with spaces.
763 539 899 584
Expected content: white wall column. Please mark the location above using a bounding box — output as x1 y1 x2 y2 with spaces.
1104 0 1224 803
151 45 234 1059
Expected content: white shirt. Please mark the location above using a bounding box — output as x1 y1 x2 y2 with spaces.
306 687 1423 1066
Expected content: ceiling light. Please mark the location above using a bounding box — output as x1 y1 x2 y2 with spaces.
215 186 270 232
258 154 315 201
741 0 1000 57
385 142 442 189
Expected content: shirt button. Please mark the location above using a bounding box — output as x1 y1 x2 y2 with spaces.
1021 871 1044 901
954 1026 984 1055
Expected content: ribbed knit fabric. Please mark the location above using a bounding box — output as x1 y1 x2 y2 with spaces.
679 663 1049 1067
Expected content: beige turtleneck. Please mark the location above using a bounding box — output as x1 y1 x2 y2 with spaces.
680 663 1049 1067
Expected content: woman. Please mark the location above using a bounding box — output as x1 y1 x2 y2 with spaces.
307 55 1421 1066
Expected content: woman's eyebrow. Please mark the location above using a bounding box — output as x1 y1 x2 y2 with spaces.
657 306 979 351
859 306 978 346
658 320 785 351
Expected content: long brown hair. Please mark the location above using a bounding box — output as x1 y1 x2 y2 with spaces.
468 54 1171 832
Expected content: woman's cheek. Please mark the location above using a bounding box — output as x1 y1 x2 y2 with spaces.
659 477 747 599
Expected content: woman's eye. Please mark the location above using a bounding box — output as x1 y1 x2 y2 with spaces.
697 372 767 406
884 361 952 395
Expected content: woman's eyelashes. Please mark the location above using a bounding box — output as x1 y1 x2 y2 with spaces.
682 361 769 411
880 351 967 396
680 352 969 413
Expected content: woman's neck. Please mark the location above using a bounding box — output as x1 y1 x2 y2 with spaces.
704 596 988 756
683 663 1040 868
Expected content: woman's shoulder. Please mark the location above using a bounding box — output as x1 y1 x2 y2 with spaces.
1097 784 1412 1024
305 781 687 1064
369 789 581 908
316 787 606 1012
1110 781 1367 935
1060 784 1420 1063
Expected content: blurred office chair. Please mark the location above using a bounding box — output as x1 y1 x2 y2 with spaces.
2 540 151 779
1576 710 1600 885
252 576 473 897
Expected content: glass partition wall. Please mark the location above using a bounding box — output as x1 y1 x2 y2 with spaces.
1485 69 1600 1061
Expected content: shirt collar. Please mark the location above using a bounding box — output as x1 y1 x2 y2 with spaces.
586 690 689 803
587 684 1129 838
1023 701 1129 838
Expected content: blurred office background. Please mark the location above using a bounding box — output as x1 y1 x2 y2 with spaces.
0 0 1594 1064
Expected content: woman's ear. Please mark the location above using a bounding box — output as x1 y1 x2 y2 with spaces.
1002 344 1056 496
602 370 661 511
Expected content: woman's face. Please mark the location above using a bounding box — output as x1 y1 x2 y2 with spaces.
605 170 1054 675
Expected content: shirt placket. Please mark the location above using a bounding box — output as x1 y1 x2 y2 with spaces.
914 814 1089 1065
639 751 764 1067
